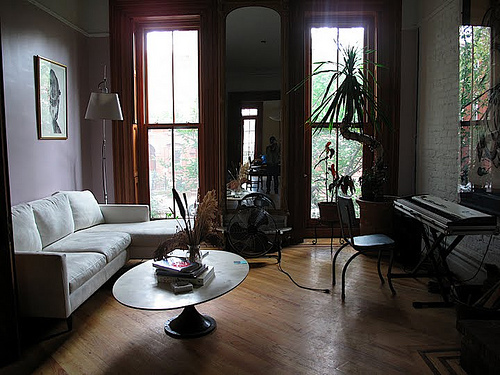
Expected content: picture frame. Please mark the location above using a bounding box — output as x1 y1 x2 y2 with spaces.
35 56 67 140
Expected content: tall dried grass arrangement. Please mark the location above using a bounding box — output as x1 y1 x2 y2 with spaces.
153 189 223 261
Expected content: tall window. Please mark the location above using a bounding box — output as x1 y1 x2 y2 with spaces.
142 26 200 219
459 25 491 190
309 26 365 219
241 107 258 163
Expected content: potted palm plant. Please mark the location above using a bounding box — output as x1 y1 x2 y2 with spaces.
294 45 393 234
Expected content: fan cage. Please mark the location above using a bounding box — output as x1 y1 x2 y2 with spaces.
227 206 278 258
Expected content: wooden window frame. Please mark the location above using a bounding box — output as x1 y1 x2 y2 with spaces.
240 102 263 163
304 15 376 228
134 18 203 209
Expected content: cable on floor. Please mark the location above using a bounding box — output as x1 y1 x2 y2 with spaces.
276 248 331 294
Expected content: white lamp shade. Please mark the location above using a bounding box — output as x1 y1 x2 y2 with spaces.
85 92 123 120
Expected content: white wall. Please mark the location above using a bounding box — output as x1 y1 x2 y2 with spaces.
417 0 460 199
416 0 500 281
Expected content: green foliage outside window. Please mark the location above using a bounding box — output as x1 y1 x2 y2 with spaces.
460 26 490 121
459 26 491 188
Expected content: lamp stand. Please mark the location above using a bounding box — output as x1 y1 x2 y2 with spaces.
85 66 123 204
101 119 108 204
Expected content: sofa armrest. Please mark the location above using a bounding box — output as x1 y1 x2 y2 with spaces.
99 204 150 223
15 252 71 319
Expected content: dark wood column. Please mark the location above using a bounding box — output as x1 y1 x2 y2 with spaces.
0 24 21 366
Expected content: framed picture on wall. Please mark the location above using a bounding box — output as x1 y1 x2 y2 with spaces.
35 55 67 140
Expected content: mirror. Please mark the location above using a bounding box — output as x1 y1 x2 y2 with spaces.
225 6 283 209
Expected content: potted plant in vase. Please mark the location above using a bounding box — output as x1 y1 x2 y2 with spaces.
315 141 355 222
154 188 223 263
294 45 393 234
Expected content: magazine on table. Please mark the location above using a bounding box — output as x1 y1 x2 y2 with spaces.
152 256 203 274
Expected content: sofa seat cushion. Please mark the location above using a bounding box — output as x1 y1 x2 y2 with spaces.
44 231 131 263
64 252 107 293
82 220 177 250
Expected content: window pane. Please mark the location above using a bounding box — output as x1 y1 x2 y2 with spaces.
338 27 364 50
460 123 471 189
148 128 173 218
311 27 364 122
173 30 199 123
310 129 362 218
459 26 490 121
310 26 364 219
311 27 338 119
459 26 490 190
241 108 258 116
174 128 199 209
146 30 199 124
242 119 256 163
147 31 174 123
148 128 199 219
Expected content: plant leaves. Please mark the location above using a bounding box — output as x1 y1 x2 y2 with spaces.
172 188 186 221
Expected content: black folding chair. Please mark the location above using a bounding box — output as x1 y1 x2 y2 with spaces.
334 196 396 300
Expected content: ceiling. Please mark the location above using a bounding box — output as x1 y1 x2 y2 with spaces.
225 7 281 77
30 1 281 77
29 0 109 35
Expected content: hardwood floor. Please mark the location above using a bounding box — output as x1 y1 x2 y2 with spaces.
2 240 462 375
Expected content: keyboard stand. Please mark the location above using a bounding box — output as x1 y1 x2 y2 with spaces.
390 223 465 308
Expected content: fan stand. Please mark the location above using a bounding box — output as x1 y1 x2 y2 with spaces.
241 227 291 265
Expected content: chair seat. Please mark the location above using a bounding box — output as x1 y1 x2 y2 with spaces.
352 234 395 248
334 196 397 300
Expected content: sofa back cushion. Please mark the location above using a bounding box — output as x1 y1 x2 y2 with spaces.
31 193 74 247
60 190 104 231
11 203 43 252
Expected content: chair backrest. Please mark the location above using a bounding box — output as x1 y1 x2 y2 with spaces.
337 196 356 242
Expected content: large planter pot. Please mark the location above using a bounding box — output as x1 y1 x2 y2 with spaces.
318 201 339 223
356 196 396 235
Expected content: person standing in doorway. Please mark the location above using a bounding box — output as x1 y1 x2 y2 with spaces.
265 136 280 194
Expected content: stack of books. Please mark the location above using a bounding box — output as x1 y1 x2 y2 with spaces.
153 256 215 287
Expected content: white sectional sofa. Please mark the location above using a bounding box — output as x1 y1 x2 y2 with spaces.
11 190 177 319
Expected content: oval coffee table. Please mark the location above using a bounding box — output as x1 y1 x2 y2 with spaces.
112 250 249 338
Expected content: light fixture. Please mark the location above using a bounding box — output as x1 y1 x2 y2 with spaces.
85 67 123 204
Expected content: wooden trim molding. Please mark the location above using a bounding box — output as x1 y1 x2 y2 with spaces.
110 4 137 203
0 25 21 364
